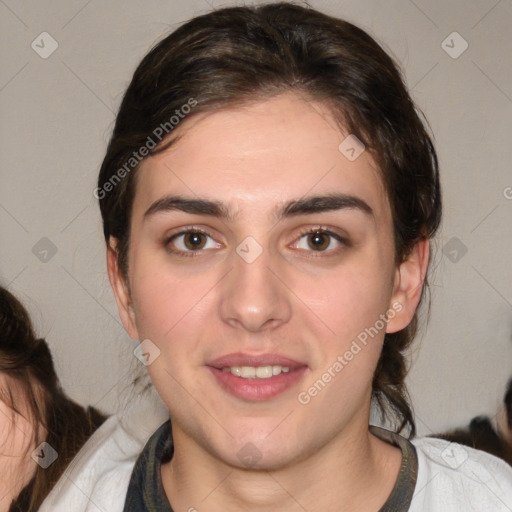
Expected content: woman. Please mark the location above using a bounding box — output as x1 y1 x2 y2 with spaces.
0 286 106 511
42 2 512 511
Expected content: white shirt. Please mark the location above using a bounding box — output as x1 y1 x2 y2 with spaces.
40 397 512 512
410 436 512 511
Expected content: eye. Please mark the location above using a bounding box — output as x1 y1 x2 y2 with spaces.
292 228 348 255
165 228 221 256
164 226 348 258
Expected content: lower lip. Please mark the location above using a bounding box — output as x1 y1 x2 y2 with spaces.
207 366 308 401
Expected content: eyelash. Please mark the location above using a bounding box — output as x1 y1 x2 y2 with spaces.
164 226 350 259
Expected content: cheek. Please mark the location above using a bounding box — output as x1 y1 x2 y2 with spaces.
129 249 218 355
299 260 394 342
0 401 38 485
294 255 395 405
294 267 392 425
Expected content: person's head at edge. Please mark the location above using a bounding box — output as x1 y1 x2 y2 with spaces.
98 1 441 508
0 287 106 512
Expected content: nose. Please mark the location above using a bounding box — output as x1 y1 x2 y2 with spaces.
218 242 292 333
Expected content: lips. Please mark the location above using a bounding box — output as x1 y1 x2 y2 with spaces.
206 352 308 401
206 352 307 370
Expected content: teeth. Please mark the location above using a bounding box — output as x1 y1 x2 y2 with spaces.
221 365 290 379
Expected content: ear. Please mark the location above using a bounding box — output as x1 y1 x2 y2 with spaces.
386 238 430 333
106 237 139 340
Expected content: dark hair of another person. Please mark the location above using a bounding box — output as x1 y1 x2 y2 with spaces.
97 2 442 437
431 378 512 466
0 286 107 511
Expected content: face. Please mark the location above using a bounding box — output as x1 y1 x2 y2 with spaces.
0 375 39 506
109 92 427 470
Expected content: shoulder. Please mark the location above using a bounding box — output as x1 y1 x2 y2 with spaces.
39 394 169 512
408 435 512 512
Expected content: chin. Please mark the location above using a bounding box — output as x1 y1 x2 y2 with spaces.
212 427 305 471
221 444 300 472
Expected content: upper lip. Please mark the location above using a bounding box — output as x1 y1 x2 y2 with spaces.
206 352 307 370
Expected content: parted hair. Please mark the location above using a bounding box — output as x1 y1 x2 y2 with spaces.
97 2 442 437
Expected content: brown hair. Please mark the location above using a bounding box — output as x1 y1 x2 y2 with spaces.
97 2 441 437
0 286 107 511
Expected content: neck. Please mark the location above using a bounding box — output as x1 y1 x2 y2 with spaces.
161 418 402 512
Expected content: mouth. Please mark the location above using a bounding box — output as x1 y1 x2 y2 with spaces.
206 352 308 401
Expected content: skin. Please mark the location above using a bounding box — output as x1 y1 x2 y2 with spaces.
109 92 429 511
0 376 39 512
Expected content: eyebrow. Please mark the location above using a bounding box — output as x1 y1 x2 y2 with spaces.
143 193 373 222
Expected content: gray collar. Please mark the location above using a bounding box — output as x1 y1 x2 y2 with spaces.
124 421 418 511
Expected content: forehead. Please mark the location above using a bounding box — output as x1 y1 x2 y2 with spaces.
134 92 390 222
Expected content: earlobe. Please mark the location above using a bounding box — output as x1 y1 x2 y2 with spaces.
106 237 139 340
386 238 430 334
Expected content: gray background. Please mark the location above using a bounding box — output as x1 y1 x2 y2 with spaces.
1 0 511 437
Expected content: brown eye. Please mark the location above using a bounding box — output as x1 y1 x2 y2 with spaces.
307 231 330 251
165 229 221 256
293 228 348 256
183 232 207 250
